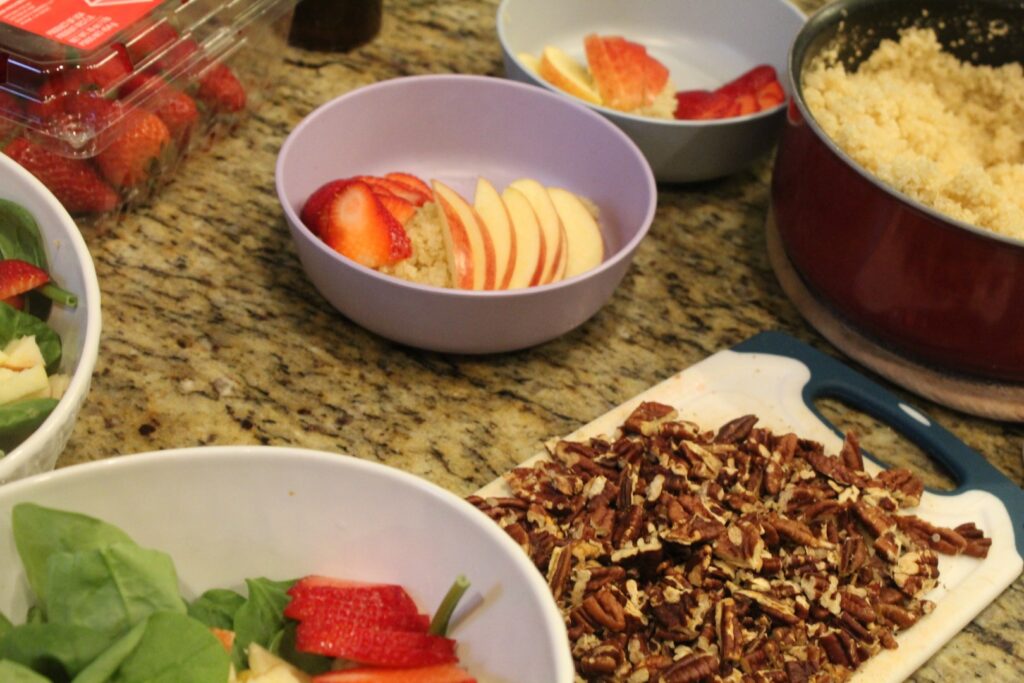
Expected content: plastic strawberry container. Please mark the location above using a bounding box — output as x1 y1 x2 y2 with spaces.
0 0 297 223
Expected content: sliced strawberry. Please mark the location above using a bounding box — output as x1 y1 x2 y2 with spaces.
641 52 670 106
674 90 733 120
356 176 429 207
312 664 477 683
2 295 25 310
197 62 246 113
718 64 779 99
286 575 425 627
376 192 417 226
585 34 644 112
301 180 356 236
295 621 457 667
128 22 181 65
5 137 119 214
95 109 171 188
755 79 786 110
727 92 759 117
318 181 412 268
384 172 431 198
0 260 49 300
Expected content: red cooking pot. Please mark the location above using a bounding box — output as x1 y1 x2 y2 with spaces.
771 0 1024 383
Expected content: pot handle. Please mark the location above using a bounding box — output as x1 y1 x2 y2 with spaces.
734 331 1024 558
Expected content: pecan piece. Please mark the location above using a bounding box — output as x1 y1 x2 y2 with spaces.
583 586 627 632
659 653 720 683
714 414 759 444
623 401 677 435
716 598 743 663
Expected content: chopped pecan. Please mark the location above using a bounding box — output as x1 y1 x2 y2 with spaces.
714 414 759 444
839 432 864 472
623 401 677 436
659 653 719 683
716 598 742 663
873 467 924 508
583 587 627 632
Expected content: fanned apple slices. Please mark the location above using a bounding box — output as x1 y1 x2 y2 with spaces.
300 172 606 289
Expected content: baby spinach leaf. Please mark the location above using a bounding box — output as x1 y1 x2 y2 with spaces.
0 659 53 682
0 199 48 269
0 303 61 373
187 589 245 630
109 612 230 683
25 607 45 625
44 543 186 637
12 503 136 609
0 610 11 637
0 399 59 454
71 620 146 683
0 623 112 678
230 577 295 670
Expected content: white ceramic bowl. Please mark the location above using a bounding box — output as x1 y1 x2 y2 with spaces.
0 152 101 484
276 74 656 354
0 447 575 683
498 0 807 183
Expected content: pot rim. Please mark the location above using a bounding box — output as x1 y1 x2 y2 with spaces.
787 0 1024 251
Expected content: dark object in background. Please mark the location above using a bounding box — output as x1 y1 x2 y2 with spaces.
288 0 383 51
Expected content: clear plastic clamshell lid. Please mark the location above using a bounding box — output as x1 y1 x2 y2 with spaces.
0 0 290 156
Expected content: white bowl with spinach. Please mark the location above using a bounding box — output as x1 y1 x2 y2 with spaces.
0 447 575 682
0 152 101 483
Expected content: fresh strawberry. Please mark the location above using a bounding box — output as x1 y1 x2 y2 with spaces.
95 109 171 188
375 192 417 226
286 576 425 627
312 664 477 683
295 620 457 667
128 22 181 65
755 79 786 110
2 295 25 310
355 176 430 207
301 180 353 236
384 172 431 198
155 37 201 75
728 92 759 117
5 137 119 214
718 64 780 99
197 63 246 113
640 47 669 106
318 181 412 268
78 43 133 91
153 88 199 143
674 89 733 120
0 260 49 300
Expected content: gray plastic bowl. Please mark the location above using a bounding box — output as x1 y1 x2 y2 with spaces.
497 0 806 183
276 74 656 354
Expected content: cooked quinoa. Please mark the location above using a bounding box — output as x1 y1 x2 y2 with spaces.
379 201 451 288
803 28 1024 238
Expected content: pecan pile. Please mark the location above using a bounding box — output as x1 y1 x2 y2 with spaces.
468 402 991 683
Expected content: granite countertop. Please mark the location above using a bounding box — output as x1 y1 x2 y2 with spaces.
55 0 1022 679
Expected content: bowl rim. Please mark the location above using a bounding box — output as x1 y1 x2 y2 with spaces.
0 152 102 480
275 73 657 298
788 0 1024 251
495 0 807 128
0 445 578 682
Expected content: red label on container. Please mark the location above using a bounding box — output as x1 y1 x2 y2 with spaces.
0 0 161 50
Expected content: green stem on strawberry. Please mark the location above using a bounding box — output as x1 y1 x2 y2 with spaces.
428 575 470 637
38 283 78 308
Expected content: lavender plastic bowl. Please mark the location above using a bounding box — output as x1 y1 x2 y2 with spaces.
276 74 656 354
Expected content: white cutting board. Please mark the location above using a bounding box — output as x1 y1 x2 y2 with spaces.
477 332 1024 682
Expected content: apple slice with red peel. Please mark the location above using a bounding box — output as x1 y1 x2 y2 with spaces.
432 180 495 290
509 178 566 285
538 46 601 105
358 175 431 206
501 186 544 289
473 178 516 289
547 187 605 278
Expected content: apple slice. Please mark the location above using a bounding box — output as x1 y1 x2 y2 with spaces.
473 178 516 289
547 187 605 278
538 46 602 105
432 179 495 290
501 186 544 289
517 52 541 73
509 178 566 285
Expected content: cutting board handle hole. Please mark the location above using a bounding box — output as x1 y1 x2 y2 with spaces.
813 396 958 491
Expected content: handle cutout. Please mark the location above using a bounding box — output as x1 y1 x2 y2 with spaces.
814 396 957 492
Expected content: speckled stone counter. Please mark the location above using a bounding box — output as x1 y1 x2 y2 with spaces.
54 0 1022 679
